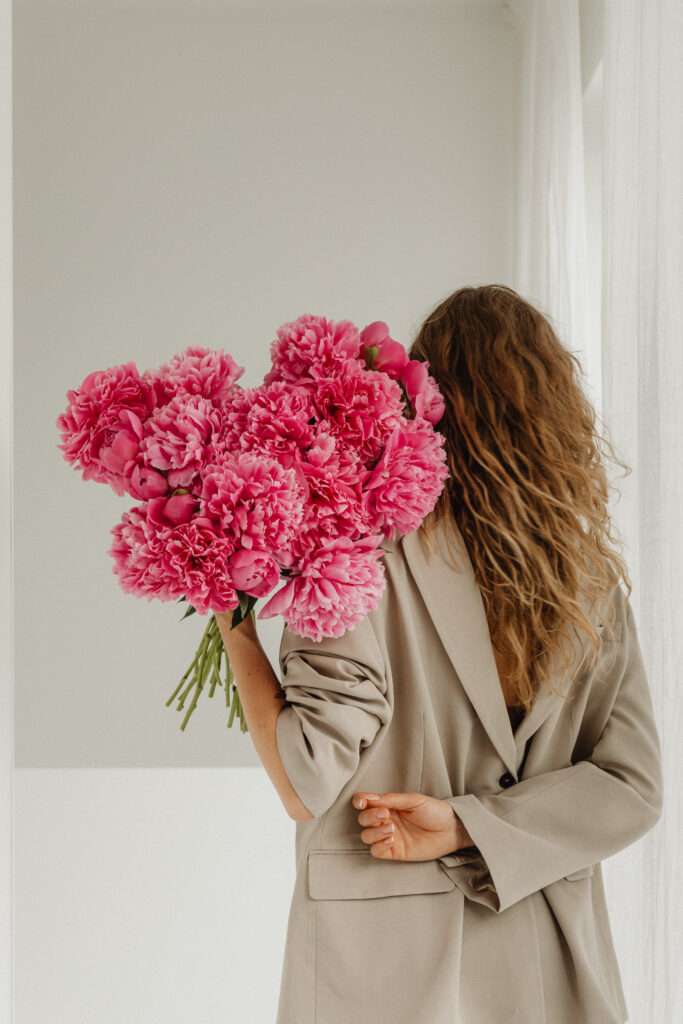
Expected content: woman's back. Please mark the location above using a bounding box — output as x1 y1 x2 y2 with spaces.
275 510 662 1022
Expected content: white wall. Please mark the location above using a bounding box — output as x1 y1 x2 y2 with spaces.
15 769 294 1024
13 3 519 1021
14 0 518 768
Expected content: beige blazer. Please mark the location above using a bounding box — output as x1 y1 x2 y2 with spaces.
273 517 663 1024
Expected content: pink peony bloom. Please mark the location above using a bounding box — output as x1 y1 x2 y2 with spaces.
98 411 143 480
214 386 254 450
291 443 370 558
258 534 386 641
360 321 409 378
305 425 337 467
148 346 244 405
200 452 304 560
140 394 225 491
147 493 199 527
109 504 238 615
56 362 156 494
400 359 445 425
222 380 316 466
313 363 405 462
264 314 364 385
227 549 280 597
362 417 449 535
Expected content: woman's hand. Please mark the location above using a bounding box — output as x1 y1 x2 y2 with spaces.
351 790 474 861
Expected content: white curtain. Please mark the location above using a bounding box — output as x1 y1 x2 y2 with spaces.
602 1 683 1021
505 0 596 395
509 0 682 1020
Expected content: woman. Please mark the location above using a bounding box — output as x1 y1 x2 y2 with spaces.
216 285 663 1024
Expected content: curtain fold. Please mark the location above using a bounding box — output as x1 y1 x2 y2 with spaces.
507 0 593 385
602 1 683 1020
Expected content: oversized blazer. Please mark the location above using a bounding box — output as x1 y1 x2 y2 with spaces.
273 516 664 1024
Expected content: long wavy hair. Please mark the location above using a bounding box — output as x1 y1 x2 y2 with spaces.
411 284 631 711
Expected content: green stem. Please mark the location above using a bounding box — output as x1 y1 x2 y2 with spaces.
166 612 250 732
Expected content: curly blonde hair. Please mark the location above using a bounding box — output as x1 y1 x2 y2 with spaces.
411 284 631 711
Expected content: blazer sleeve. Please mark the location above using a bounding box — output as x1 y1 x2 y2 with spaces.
275 614 392 819
438 584 664 914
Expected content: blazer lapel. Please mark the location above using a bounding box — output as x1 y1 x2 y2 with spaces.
400 521 561 778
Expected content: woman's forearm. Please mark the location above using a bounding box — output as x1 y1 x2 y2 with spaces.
215 614 478 843
214 613 313 822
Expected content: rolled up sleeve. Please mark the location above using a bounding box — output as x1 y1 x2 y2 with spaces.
275 614 392 819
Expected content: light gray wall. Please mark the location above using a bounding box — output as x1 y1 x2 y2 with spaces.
15 768 295 1023
14 0 519 767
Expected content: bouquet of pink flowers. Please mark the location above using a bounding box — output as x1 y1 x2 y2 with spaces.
56 314 449 730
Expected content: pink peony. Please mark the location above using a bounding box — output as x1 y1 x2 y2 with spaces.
148 346 244 405
360 321 409 378
359 321 391 350
147 493 199 527
200 452 304 560
313 364 405 462
227 549 280 597
362 417 449 535
140 394 225 491
128 464 169 500
109 503 238 615
291 443 370 557
400 359 445 425
56 362 156 495
222 380 316 466
264 314 364 385
257 534 386 641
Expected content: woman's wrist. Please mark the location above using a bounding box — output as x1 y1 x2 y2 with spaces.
444 804 474 854
214 611 261 655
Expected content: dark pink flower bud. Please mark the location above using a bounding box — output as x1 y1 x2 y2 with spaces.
129 465 169 499
99 428 140 477
228 549 280 597
400 359 445 425
374 337 409 377
360 321 390 348
147 494 199 528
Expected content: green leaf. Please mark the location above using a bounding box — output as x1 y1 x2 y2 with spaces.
180 604 197 621
232 592 257 627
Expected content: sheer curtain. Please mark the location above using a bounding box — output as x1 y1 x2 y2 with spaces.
504 0 596 396
508 0 682 1020
602 2 682 1021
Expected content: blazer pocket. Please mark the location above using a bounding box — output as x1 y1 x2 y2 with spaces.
563 863 595 881
307 848 456 900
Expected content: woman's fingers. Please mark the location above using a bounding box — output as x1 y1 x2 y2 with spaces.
360 822 396 845
356 805 391 827
352 790 425 812
369 835 397 859
351 791 382 810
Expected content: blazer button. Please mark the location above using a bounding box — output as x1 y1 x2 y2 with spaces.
499 771 516 788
